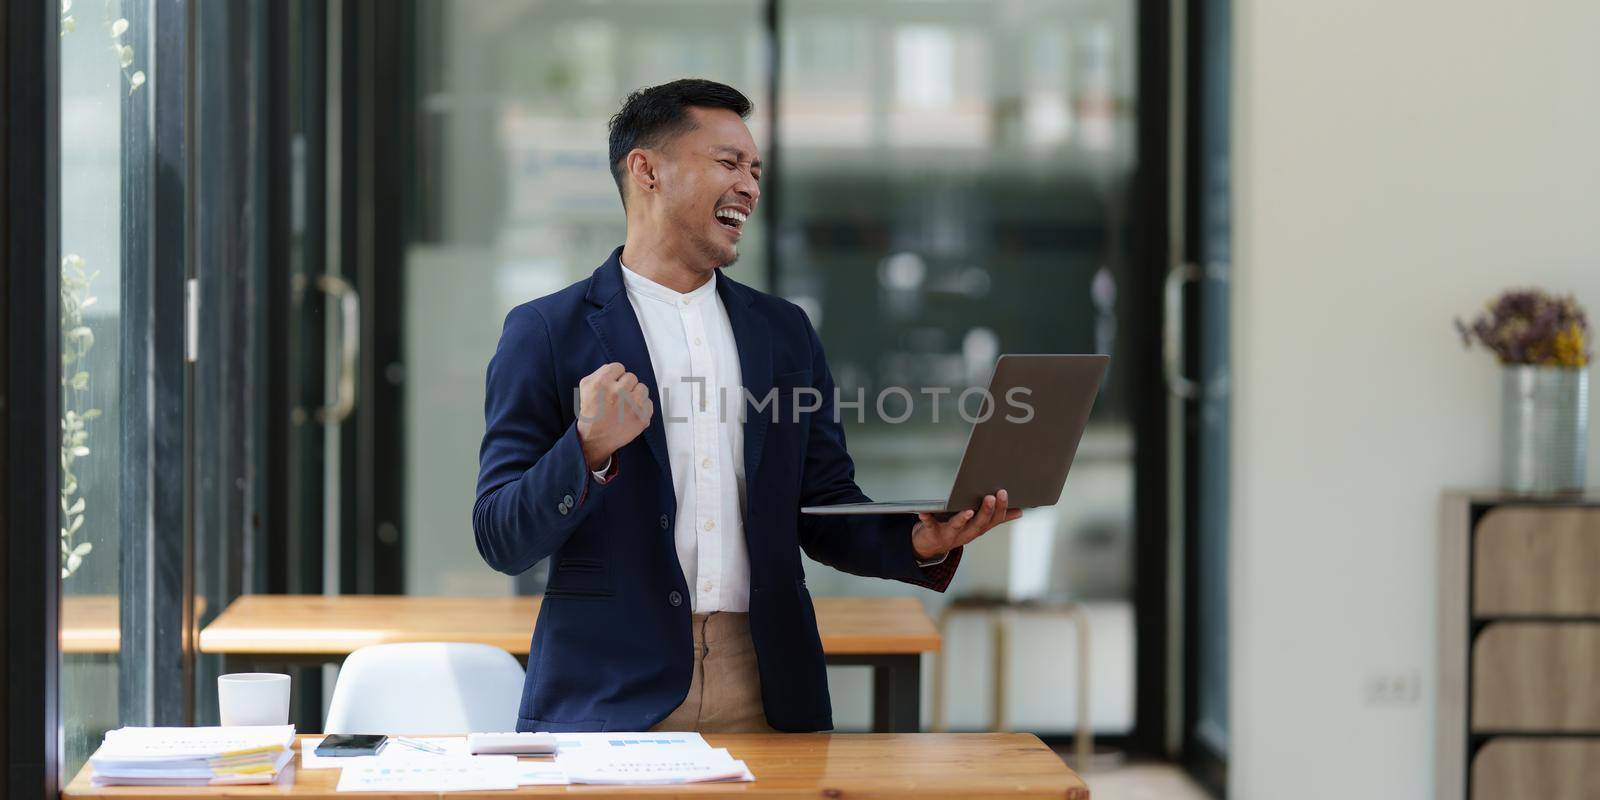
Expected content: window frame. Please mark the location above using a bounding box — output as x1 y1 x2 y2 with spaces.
2 0 64 796
114 0 193 730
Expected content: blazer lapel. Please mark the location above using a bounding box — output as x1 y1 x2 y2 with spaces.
584 249 671 479
716 273 772 485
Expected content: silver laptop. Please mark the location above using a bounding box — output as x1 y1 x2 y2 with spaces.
801 354 1109 515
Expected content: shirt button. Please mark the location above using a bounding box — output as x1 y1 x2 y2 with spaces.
659 515 670 529
668 591 683 607
703 519 715 532
701 457 712 470
694 337 703 346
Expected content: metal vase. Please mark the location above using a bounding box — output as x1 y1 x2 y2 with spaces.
1501 366 1589 494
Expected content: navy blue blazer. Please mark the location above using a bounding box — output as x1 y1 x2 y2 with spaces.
473 246 962 733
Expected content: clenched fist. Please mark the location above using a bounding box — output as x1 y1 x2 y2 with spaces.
576 362 653 470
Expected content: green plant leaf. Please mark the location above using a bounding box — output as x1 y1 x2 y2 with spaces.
67 498 85 515
71 445 89 457
73 542 93 557
71 371 89 390
83 408 101 419
111 18 128 37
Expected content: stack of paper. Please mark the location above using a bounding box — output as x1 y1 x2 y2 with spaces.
552 733 754 785
88 726 296 786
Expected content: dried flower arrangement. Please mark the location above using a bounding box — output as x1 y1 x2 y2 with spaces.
1455 288 1591 368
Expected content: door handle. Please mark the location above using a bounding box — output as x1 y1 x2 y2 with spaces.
1164 262 1202 400
314 274 360 424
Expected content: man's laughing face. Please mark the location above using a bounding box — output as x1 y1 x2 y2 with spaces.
652 106 762 269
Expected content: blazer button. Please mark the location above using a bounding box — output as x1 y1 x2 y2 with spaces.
668 591 683 607
659 515 670 529
557 503 569 516
561 493 575 507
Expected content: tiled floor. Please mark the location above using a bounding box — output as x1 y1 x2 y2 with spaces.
1078 762 1213 800
1048 746 1214 800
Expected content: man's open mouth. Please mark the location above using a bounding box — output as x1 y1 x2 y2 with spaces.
715 206 748 235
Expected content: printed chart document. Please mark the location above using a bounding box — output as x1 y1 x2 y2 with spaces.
546 731 709 753
335 756 520 793
322 730 754 789
535 733 752 785
515 761 569 786
301 737 469 769
556 746 754 785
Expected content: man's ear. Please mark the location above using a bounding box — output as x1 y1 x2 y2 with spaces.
625 149 657 196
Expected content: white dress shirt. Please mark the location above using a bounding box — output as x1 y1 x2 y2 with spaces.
604 261 750 613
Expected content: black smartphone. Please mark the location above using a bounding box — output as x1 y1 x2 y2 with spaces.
315 734 388 757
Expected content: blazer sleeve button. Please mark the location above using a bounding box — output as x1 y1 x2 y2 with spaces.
557 503 570 516
562 493 575 506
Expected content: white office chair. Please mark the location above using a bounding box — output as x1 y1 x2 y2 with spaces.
324 642 524 735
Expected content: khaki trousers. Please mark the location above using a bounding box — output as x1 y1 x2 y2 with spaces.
649 612 777 733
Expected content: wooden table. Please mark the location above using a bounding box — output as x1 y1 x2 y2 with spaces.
63 596 207 654
64 733 1089 799
62 595 122 654
199 595 939 732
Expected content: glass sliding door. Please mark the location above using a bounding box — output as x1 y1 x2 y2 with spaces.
405 0 771 597
55 0 192 774
58 4 127 777
776 0 1141 734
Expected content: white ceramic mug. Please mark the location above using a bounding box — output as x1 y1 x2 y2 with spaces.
218 673 291 726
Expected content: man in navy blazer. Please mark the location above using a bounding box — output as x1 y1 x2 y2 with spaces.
474 79 1019 733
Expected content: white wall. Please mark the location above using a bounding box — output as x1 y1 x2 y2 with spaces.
1230 2 1600 798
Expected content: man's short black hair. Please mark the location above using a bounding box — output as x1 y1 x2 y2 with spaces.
607 78 753 204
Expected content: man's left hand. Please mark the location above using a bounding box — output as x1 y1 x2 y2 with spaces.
911 489 1022 561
